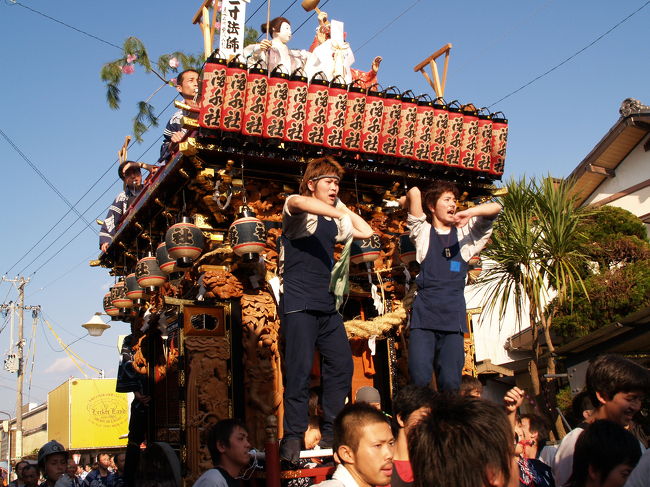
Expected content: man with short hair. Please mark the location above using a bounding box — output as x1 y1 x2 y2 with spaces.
409 395 516 487
390 385 436 487
61 459 82 487
99 161 156 252
552 354 650 487
9 460 29 487
19 465 38 487
158 69 199 163
82 453 114 487
112 453 125 487
194 419 252 487
315 403 395 487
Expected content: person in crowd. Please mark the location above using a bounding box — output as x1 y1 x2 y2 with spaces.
158 69 199 163
18 465 37 487
315 403 394 487
552 354 650 487
459 374 484 398
82 453 114 487
134 442 181 487
566 420 641 487
112 454 126 487
354 386 382 410
304 388 324 450
61 460 82 487
279 157 373 462
193 419 252 487
9 460 29 487
99 161 156 252
116 320 149 487
37 441 68 487
517 414 554 487
569 391 594 428
400 183 501 391
390 385 436 487
409 394 516 487
625 447 650 487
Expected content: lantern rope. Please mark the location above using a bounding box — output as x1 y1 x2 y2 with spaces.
41 316 103 377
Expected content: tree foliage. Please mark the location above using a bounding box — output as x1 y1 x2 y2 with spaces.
553 205 650 337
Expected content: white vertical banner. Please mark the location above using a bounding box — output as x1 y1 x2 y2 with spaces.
219 0 251 60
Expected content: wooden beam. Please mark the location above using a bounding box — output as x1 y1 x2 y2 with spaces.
413 43 452 72
192 0 213 24
586 164 616 178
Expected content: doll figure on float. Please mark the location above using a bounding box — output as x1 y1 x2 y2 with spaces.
243 17 311 74
307 9 383 87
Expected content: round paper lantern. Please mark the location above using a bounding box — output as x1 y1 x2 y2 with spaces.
350 233 381 265
228 206 267 262
135 254 167 289
156 242 178 274
111 280 133 309
103 292 120 317
125 273 146 301
165 216 204 267
398 233 416 264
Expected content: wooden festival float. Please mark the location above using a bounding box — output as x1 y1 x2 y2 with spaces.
93 1 508 484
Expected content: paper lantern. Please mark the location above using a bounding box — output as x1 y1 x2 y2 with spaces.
395 91 417 159
303 72 329 145
283 69 309 143
242 64 268 137
323 77 348 149
125 273 146 301
228 206 267 262
219 57 247 132
135 254 167 289
156 242 178 274
474 109 493 172
429 98 449 165
341 81 366 151
263 67 290 139
398 233 417 264
490 112 509 176
359 86 384 154
444 101 464 167
468 255 483 283
459 104 479 170
198 53 228 129
103 292 120 317
111 280 133 309
378 87 402 156
165 216 205 266
350 234 381 265
412 95 435 161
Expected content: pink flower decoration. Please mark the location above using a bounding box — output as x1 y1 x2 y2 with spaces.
214 21 221 31
121 64 135 75
126 54 138 63
169 78 177 86
168 57 179 69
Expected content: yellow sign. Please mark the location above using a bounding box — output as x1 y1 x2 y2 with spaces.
49 379 128 449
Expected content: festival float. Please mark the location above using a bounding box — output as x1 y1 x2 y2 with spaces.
93 0 509 484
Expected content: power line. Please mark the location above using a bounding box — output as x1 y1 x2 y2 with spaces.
247 0 269 23
8 1 122 50
291 0 333 37
25 132 165 277
488 0 650 108
0 127 96 232
355 0 420 53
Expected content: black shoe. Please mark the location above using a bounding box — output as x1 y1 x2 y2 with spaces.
280 437 302 463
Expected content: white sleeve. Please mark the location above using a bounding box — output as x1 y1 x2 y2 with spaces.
458 216 494 262
552 428 583 487
407 213 430 264
192 470 229 487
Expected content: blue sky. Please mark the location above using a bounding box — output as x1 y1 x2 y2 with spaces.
0 0 648 414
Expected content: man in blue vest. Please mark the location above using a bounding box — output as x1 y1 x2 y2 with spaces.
279 157 373 462
401 182 501 391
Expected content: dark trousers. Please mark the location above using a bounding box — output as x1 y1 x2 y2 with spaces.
125 400 148 487
408 328 464 391
282 310 353 441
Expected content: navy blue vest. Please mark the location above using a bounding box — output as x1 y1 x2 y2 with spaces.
411 226 469 332
281 215 337 313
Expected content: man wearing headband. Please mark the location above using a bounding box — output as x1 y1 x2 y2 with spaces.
279 157 373 463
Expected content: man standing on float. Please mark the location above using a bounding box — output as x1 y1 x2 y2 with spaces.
279 157 374 462
401 182 501 391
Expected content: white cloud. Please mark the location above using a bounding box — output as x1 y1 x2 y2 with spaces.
44 357 77 374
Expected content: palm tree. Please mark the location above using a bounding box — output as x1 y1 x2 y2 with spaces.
479 176 588 412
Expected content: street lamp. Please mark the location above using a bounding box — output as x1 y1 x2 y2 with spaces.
81 313 111 337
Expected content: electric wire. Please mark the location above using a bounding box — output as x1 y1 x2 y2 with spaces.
246 0 269 23
41 310 114 349
290 0 332 37
354 0 420 53
0 127 95 232
488 0 650 108
9 1 122 50
5 96 177 275
24 310 38 403
41 316 102 377
25 133 164 277
26 252 98 298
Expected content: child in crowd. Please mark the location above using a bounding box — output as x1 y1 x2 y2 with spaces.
552 354 650 487
566 420 641 487
459 374 483 398
37 440 68 487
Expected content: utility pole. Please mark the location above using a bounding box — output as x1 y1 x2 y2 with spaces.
1 276 36 461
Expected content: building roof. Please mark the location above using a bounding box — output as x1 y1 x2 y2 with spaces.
568 98 650 206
